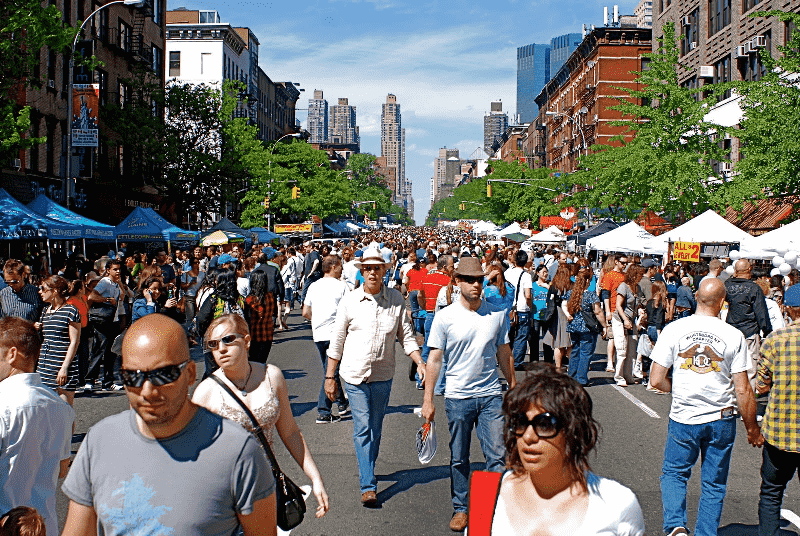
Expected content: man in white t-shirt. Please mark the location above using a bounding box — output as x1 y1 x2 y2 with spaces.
303 255 350 424
421 257 516 532
504 250 533 370
649 277 763 536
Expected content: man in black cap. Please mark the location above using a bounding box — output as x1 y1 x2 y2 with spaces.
421 256 516 532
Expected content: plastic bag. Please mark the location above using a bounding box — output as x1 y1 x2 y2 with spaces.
416 420 437 464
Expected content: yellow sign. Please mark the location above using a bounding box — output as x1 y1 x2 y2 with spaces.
274 223 312 234
673 241 701 262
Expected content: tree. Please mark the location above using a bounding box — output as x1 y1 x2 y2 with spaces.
734 10 800 211
1 0 78 161
571 23 749 221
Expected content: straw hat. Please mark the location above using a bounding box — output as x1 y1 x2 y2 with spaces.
354 248 390 269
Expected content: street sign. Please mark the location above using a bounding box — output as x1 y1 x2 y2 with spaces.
672 241 701 262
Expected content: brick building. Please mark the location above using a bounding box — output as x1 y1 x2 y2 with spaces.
526 26 653 174
3 0 170 223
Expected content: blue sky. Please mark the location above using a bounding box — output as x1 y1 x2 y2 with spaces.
176 0 638 224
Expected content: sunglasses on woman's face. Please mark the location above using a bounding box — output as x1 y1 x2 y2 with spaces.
120 360 191 388
205 333 245 350
509 412 562 438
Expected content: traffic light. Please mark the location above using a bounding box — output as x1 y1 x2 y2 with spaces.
263 196 270 209
459 203 465 210
291 186 300 199
372 202 376 209
486 182 492 197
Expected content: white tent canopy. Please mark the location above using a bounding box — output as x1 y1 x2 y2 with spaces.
492 222 531 238
525 226 566 244
471 220 500 234
586 222 667 255
740 219 800 259
657 209 751 245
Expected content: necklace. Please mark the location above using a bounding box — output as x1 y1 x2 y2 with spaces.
232 363 253 397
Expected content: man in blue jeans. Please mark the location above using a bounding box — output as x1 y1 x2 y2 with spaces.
421 257 516 532
649 278 763 536
504 250 532 370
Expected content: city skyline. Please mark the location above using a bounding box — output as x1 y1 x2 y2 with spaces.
175 0 638 223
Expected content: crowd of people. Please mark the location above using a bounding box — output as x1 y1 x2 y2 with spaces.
0 228 798 535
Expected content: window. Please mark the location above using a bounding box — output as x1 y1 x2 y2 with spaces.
117 144 124 176
47 49 57 84
681 76 700 101
786 19 798 52
151 0 160 25
63 0 71 23
740 31 771 81
46 120 55 175
713 55 732 101
151 45 162 73
99 10 108 42
119 81 129 108
30 116 39 171
681 9 700 55
169 51 180 77
742 0 760 12
709 0 730 36
198 10 220 23
77 0 84 20
61 53 69 92
200 52 211 75
119 20 131 52
97 69 107 106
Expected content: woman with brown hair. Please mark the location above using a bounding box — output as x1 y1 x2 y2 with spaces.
542 264 573 370
612 265 645 386
36 275 81 405
467 364 644 535
563 272 607 386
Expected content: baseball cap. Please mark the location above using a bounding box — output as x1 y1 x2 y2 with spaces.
263 247 277 260
784 284 800 307
217 253 234 264
641 258 658 268
354 250 364 258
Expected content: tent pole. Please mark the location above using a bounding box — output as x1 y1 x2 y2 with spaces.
47 239 52 276
82 238 86 255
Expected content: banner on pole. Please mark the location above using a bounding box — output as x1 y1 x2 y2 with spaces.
672 241 701 262
71 84 99 147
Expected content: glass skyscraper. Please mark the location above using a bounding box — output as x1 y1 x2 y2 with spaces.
516 43 550 124
550 33 584 77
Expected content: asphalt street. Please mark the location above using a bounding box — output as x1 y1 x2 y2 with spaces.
57 309 800 536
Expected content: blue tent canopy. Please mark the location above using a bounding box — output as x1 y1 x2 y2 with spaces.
0 189 82 240
27 195 115 240
248 227 280 243
114 207 199 242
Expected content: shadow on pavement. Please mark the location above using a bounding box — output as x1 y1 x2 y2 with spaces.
375 462 487 504
282 369 308 380
276 334 314 343
720 523 797 535
386 404 419 415
290 401 318 418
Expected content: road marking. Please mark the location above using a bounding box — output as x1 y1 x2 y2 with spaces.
612 385 661 419
782 509 800 529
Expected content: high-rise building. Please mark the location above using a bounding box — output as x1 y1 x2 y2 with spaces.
516 44 550 123
431 148 461 203
634 0 653 28
329 98 359 148
484 102 509 155
381 94 404 201
550 33 584 76
307 90 328 144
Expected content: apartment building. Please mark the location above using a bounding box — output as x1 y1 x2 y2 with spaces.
307 90 328 144
483 101 509 155
381 94 404 202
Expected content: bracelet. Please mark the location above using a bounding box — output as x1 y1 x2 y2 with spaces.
325 376 336 380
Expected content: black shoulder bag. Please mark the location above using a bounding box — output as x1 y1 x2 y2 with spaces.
209 374 307 531
509 271 524 327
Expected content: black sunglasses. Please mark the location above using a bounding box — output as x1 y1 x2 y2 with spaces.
361 265 383 272
509 412 562 438
120 360 191 388
460 275 484 284
206 333 245 350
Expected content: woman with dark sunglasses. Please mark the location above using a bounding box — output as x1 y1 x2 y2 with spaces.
192 313 330 520
467 364 645 535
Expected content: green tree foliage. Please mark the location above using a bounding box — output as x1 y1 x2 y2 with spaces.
571 23 747 221
734 11 800 207
1 0 78 161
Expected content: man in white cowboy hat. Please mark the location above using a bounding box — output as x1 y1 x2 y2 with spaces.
421 256 516 532
324 248 424 507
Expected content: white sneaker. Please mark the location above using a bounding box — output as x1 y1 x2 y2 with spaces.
633 362 644 379
615 379 628 387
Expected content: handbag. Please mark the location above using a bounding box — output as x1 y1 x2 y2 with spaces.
208 375 307 531
88 302 116 323
509 272 525 327
581 309 603 333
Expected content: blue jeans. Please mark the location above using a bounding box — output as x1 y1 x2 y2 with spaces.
418 311 436 388
511 312 530 368
759 442 800 536
342 379 393 493
445 395 505 513
567 330 597 385
661 417 736 536
315 341 347 417
408 291 424 334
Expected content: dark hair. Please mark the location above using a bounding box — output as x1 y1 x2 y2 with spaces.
3 260 24 277
566 272 591 316
42 275 70 300
0 318 41 365
503 363 599 491
0 506 46 536
321 255 341 274
134 277 163 301
68 279 85 297
214 270 240 304
515 250 529 267
249 270 268 303
770 274 785 290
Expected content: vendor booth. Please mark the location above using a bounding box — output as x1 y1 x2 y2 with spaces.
201 230 245 247
115 207 199 250
586 222 666 255
657 209 750 262
248 227 281 244
27 195 115 252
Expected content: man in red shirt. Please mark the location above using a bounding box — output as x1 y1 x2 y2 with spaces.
417 255 453 390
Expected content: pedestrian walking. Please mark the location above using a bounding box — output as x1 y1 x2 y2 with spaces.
563 271 607 386
504 250 533 371
243 271 276 364
421 256 516 532
324 248 423 507
0 259 43 321
649 278 763 536
542 263 572 371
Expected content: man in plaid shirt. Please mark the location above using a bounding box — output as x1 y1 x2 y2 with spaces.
756 283 800 536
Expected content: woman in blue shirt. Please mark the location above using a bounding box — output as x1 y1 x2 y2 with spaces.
483 267 514 312
131 277 177 323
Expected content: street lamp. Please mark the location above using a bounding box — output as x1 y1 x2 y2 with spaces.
64 0 146 205
545 107 589 158
266 132 303 231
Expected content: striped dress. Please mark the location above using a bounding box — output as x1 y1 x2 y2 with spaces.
38 304 81 391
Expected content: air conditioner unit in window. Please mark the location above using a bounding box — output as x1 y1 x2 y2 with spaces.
689 41 698 50
681 15 690 26
735 45 748 58
47 80 55 88
699 65 715 78
752 35 766 48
